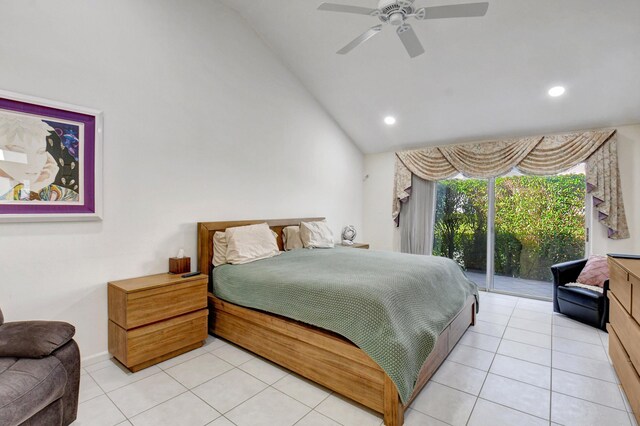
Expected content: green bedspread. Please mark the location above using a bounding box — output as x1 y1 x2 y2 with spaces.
212 247 478 403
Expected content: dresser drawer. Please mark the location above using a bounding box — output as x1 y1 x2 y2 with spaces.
608 325 640 421
109 309 208 369
109 279 207 329
632 274 640 323
609 259 632 313
610 294 640 373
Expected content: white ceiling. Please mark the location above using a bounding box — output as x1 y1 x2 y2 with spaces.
220 0 640 153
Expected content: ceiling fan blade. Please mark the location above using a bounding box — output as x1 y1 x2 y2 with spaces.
318 3 378 15
416 2 489 20
396 24 425 58
337 25 383 55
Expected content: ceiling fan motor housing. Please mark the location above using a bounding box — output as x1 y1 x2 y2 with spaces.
377 0 415 25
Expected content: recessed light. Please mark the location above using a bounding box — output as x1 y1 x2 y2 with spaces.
548 86 566 97
384 116 396 125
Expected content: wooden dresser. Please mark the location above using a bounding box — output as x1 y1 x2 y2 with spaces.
607 256 640 424
108 273 208 372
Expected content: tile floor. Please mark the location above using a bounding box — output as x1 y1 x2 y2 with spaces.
74 292 638 426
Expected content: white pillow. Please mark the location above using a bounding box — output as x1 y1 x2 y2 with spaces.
300 221 335 248
282 226 303 250
213 231 228 266
225 223 280 265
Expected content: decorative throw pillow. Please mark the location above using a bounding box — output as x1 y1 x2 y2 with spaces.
225 223 280 265
213 231 228 266
282 226 303 250
300 220 335 248
576 255 609 287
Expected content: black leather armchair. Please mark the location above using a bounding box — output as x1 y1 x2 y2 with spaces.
552 259 609 331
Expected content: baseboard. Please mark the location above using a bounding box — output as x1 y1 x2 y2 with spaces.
81 351 112 366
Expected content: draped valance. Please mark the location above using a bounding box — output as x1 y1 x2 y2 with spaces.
393 129 629 240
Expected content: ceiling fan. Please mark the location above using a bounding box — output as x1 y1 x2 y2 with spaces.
318 0 489 58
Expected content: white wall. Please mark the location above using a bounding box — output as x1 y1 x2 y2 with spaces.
0 0 363 361
363 152 400 251
364 124 640 254
591 125 640 255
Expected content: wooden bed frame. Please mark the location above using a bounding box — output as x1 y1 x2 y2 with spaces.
198 218 476 426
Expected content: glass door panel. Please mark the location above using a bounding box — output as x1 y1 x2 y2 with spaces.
493 165 586 298
433 176 488 289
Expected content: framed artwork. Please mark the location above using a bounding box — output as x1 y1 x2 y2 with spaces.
0 90 103 222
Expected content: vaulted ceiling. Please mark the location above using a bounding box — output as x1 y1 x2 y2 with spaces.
220 0 640 153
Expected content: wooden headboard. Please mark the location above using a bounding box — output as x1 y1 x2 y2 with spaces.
197 217 324 279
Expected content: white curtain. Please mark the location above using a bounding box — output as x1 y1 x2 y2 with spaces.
400 175 436 255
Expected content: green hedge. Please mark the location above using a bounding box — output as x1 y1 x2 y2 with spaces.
433 174 586 282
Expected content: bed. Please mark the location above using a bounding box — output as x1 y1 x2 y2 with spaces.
198 218 477 426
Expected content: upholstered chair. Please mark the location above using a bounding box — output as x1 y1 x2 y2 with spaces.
0 307 80 426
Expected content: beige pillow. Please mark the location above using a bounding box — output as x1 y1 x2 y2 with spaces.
282 226 303 250
225 223 280 265
300 221 335 248
213 231 228 266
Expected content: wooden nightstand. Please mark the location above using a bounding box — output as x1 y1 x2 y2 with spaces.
337 242 370 249
108 273 208 372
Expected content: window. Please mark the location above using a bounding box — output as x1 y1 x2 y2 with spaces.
433 165 588 299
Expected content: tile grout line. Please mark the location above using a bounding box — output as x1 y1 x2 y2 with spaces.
456 341 550 368
550 323 555 423
84 364 136 423
125 389 193 423
550 388 629 413
84 343 237 424
152 337 339 422
463 295 513 426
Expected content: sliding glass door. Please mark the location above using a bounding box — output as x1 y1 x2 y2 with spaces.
433 176 488 289
433 166 587 299
492 166 587 298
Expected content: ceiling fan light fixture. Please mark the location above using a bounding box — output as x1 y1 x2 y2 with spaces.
389 12 405 25
384 116 397 125
317 1 489 58
548 86 566 97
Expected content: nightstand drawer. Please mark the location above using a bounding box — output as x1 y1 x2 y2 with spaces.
109 277 207 329
609 259 632 313
109 309 208 369
108 273 209 371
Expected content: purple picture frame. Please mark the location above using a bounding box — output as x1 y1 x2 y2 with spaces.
0 90 103 222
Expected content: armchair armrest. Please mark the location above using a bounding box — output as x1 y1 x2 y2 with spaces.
551 259 588 287
0 321 75 359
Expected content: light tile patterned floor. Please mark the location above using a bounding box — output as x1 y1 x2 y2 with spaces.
73 292 638 426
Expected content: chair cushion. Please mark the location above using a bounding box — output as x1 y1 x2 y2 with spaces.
557 285 604 311
565 282 604 293
576 255 609 287
0 356 67 426
0 322 75 359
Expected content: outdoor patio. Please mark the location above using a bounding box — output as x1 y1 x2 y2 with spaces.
465 271 553 299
